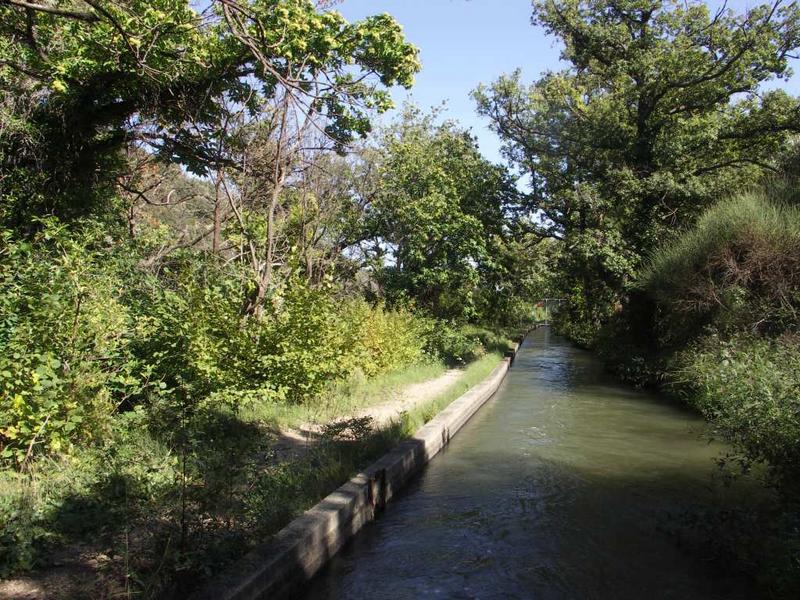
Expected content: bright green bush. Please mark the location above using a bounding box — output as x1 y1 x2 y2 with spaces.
338 300 428 377
0 220 139 465
129 266 438 410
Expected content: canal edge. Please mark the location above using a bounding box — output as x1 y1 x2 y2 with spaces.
191 326 539 600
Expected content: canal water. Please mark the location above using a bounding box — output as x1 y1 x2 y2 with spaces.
303 327 759 599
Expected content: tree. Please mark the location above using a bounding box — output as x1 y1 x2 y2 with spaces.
474 0 800 343
365 107 526 321
0 0 219 224
0 0 420 233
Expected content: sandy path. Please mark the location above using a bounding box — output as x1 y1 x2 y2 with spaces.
274 367 463 458
349 368 463 426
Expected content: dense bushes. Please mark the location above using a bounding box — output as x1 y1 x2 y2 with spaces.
0 217 521 590
0 218 504 470
614 190 800 486
644 193 800 348
0 225 506 452
0 220 138 464
671 334 800 490
597 189 800 594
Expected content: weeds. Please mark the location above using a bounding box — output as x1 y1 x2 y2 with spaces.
0 331 517 598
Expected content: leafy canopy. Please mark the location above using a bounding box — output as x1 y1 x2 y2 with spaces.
0 0 420 222
366 107 529 321
474 0 800 342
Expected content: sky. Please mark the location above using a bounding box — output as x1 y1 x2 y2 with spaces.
337 0 800 165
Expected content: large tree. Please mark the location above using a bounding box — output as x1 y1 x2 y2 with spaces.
0 0 419 228
474 0 800 344
364 107 531 321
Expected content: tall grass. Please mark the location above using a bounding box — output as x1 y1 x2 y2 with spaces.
643 191 800 346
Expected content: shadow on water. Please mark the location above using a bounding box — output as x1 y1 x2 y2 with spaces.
302 327 772 600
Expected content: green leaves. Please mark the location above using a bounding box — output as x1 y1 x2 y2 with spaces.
477 0 800 344
0 0 420 222
367 107 523 321
0 220 136 467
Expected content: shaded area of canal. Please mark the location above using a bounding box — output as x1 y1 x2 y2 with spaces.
304 327 762 599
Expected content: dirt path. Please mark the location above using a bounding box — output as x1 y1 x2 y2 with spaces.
350 367 463 426
274 367 463 459
0 368 467 600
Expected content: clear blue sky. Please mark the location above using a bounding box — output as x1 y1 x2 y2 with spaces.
338 0 800 164
338 0 563 163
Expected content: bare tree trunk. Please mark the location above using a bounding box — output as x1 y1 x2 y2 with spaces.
127 202 136 238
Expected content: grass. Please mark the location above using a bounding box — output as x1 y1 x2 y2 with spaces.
396 351 507 433
643 191 800 304
239 359 448 430
0 329 522 598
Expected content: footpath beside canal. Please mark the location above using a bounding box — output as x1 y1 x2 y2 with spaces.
192 329 533 600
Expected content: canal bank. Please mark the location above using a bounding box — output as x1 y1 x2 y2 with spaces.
303 327 763 600
192 329 533 600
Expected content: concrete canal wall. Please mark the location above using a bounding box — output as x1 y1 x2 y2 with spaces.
191 330 532 600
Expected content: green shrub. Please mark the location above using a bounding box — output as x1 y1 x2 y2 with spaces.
672 333 800 489
421 320 484 364
0 220 139 466
643 192 800 347
130 267 436 408
338 300 428 377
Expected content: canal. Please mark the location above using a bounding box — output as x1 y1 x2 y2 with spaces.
303 327 758 599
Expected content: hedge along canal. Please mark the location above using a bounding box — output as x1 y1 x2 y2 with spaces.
302 327 769 600
191 328 534 600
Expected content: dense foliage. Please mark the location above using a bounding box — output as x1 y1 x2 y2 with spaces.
0 2 545 595
364 107 548 321
633 191 800 484
614 189 800 596
475 0 800 346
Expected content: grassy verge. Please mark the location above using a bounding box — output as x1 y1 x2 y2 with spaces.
395 351 508 433
240 360 448 430
0 329 521 599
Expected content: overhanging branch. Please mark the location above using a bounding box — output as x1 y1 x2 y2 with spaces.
2 0 98 22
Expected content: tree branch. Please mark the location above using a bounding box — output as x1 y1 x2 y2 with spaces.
2 0 98 22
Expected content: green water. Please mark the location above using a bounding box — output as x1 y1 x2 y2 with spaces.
304 328 762 599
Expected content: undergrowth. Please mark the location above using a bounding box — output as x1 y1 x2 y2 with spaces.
0 328 518 598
